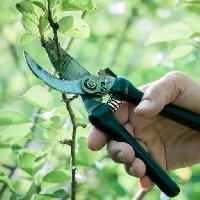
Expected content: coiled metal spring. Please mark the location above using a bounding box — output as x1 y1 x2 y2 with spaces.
107 94 122 113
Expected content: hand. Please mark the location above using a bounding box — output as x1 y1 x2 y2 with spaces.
87 71 200 189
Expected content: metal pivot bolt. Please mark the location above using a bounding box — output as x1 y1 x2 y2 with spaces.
81 75 114 95
84 79 97 90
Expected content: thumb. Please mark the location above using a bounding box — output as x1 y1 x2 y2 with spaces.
134 72 185 117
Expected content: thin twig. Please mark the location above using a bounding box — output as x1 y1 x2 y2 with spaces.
62 94 77 200
0 3 82 199
45 3 87 200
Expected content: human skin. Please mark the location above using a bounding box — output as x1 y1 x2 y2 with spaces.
87 71 200 189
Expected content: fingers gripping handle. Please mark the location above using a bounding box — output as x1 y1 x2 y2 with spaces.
111 77 200 131
89 104 180 197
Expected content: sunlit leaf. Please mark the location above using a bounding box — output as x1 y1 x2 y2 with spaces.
39 120 54 129
146 22 193 45
32 1 46 12
17 150 46 176
50 0 57 7
21 85 53 110
17 150 36 175
20 14 37 33
31 194 53 200
39 15 49 32
61 0 97 11
42 169 70 183
58 16 73 34
169 43 195 60
0 124 31 144
0 110 29 125
0 173 15 192
22 182 37 200
20 33 36 45
39 116 62 130
16 0 35 14
76 137 96 167
52 106 68 118
182 13 200 34
175 167 192 182
58 16 90 38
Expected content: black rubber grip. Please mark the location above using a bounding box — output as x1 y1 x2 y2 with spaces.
111 77 200 131
89 104 180 197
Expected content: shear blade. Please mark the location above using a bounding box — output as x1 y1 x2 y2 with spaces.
60 52 91 81
24 52 85 95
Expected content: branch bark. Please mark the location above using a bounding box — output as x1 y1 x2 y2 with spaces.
45 3 86 200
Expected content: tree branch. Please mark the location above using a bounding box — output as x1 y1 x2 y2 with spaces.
45 3 87 200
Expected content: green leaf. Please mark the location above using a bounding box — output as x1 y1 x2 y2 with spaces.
169 44 195 60
52 189 67 198
21 85 53 110
20 14 37 33
0 124 31 144
11 144 23 153
0 110 29 125
16 0 35 14
58 16 73 34
0 173 15 192
39 116 61 130
34 153 47 173
20 33 36 45
182 13 200 34
50 0 57 7
39 15 49 33
0 7 16 22
31 195 53 200
52 106 68 118
10 193 19 200
58 16 90 38
17 150 46 175
76 137 96 167
32 1 46 12
39 120 54 129
22 182 37 200
61 0 97 11
146 22 193 45
17 150 36 175
42 169 70 183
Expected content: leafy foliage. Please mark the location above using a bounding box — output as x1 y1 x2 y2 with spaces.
0 0 199 200
21 85 53 110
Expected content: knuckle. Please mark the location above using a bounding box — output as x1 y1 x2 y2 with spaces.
165 71 186 80
107 141 118 155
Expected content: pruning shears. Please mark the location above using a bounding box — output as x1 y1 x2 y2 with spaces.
24 42 200 197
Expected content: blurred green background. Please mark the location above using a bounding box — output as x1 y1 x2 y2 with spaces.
0 0 200 199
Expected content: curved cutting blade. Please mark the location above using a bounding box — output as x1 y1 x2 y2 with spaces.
24 52 85 94
44 39 90 80
60 53 90 80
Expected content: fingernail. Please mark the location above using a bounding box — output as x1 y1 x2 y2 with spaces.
136 99 151 110
117 152 125 163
